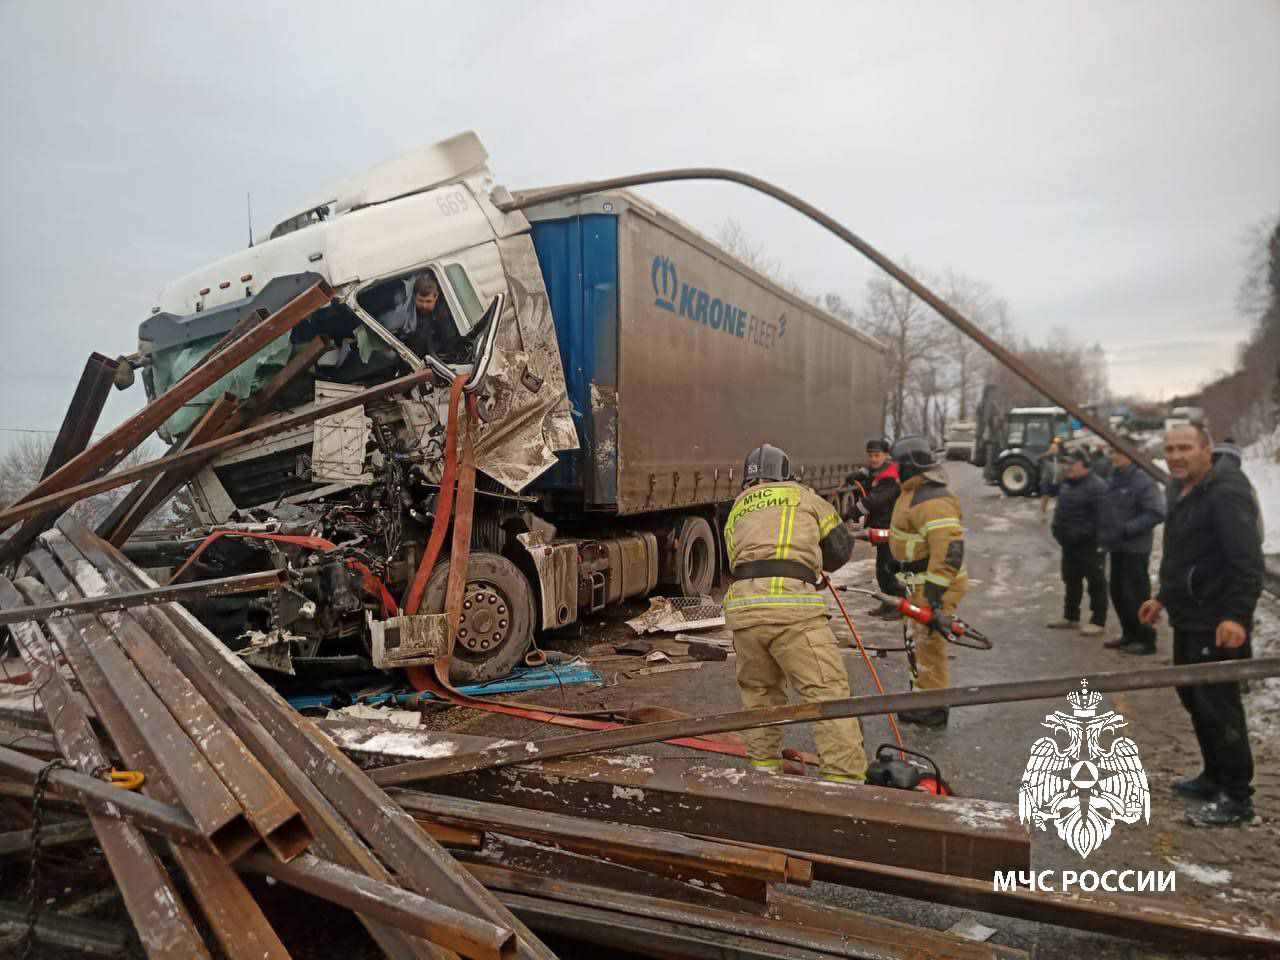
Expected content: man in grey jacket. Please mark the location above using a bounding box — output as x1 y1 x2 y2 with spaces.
1099 442 1165 655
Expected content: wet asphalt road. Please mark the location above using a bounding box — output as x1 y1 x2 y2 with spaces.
459 460 1280 958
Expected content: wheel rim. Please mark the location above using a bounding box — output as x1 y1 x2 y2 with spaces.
1005 465 1027 490
455 579 514 657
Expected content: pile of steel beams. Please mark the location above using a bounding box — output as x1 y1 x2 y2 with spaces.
2 521 1279 957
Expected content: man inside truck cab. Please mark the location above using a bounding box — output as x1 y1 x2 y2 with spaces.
724 443 867 782
408 271 470 364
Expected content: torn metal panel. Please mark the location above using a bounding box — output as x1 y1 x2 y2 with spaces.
496 234 578 456
368 611 450 668
311 381 375 484
236 630 301 675
516 531 577 630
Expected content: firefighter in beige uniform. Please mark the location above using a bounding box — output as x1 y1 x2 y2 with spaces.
723 444 866 781
887 436 968 729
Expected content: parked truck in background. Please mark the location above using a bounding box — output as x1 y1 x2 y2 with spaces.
126 132 884 683
943 420 977 461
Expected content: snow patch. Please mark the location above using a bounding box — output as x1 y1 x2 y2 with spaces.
1168 858 1233 886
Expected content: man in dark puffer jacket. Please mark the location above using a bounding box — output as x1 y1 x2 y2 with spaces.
1047 449 1110 636
1140 424 1263 828
1099 442 1165 655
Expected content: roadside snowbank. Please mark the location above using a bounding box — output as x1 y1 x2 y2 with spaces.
1242 430 1280 553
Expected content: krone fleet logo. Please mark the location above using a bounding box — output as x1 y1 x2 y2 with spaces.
1019 680 1150 859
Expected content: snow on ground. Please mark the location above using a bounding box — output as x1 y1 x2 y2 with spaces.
1242 429 1280 553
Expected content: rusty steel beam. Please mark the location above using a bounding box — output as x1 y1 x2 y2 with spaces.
41 532 313 861
105 335 330 544
13 575 291 960
0 746 506 960
98 392 239 544
0 818 98 856
243 852 517 960
0 568 287 625
0 900 128 958
0 279 331 530
0 364 438 528
467 862 1028 960
40 353 121 480
371 658 1280 786
417 820 486 849
800 848 1280 956
62 518 555 960
0 744 204 846
392 790 807 890
38 527 436 960
0 279 331 562
0 589 212 960
331 720 1026 881
511 171 1163 482
15 561 256 862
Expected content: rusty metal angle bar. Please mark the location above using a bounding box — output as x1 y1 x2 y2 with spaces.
34 528 438 960
0 590 211 960
372 658 1280 785
60 517 553 960
510 171 1162 481
41 353 120 480
0 818 98 856
1 280 331 527
243 851 516 960
0 747 504 960
391 789 801 887
17 556 257 862
99 392 239 544
10 580 290 960
798 848 1279 956
103 337 331 545
466 861 1026 960
0 568 287 625
0 365 438 528
41 531 312 861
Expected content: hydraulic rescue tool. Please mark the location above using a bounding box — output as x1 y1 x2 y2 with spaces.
835 583 992 649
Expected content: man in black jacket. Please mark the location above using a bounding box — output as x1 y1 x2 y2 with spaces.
1099 442 1165 655
1139 424 1262 827
847 439 905 619
1047 449 1110 636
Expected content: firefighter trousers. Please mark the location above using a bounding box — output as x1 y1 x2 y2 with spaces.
907 584 964 691
732 617 867 779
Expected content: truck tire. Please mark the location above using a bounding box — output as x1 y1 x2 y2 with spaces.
997 458 1035 497
675 516 716 597
419 552 536 685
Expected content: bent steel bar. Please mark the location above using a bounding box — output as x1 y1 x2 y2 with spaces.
0 568 287 625
372 657 1280 785
0 365 438 527
509 171 1164 483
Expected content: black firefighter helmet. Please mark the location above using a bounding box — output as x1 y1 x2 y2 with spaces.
890 435 937 480
742 443 792 489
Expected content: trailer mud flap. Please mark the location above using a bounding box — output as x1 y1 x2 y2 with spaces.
367 611 450 668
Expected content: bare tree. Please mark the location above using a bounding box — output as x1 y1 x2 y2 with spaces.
715 220 817 302
0 435 163 531
856 268 944 437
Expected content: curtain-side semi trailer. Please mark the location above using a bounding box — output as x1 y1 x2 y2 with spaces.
126 132 884 682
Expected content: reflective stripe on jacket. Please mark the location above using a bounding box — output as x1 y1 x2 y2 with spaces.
888 467 968 595
724 481 853 629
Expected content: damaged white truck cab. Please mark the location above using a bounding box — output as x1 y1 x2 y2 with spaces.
133 131 883 684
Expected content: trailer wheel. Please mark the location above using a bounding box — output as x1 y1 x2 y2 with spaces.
997 458 1035 497
676 516 716 597
418 552 536 685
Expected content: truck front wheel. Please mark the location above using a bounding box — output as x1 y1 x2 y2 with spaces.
997 459 1035 497
417 552 536 685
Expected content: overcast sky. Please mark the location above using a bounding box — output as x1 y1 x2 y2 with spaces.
1 1 1277 452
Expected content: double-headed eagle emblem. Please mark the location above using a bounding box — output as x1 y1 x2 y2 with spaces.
1019 680 1150 859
